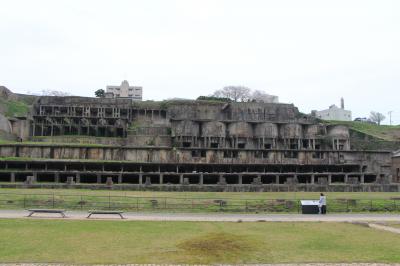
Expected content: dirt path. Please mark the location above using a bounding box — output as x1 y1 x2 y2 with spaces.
1 210 400 222
0 263 398 266
368 223 400 234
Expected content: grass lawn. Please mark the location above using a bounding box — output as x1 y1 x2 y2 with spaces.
1 188 400 200
0 219 399 264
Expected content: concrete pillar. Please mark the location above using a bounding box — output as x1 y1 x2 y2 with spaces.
275 175 279 184
328 174 332 185
344 174 349 183
311 174 315 184
10 172 15 183
33 172 37 182
75 173 80 184
118 174 122 184
238 174 243 185
179 174 184 184
199 173 203 185
160 174 163 184
97 174 101 184
54 172 60 183
139 173 143 185
360 174 365 184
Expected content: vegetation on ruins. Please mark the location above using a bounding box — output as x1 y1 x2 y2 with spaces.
196 95 232 103
370 111 386 125
210 86 278 103
212 85 252 102
94 89 105 98
325 120 400 142
1 219 400 264
0 98 30 117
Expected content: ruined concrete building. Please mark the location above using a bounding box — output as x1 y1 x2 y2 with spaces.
0 95 397 191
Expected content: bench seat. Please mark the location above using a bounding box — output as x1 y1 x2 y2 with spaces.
87 210 125 219
27 209 66 218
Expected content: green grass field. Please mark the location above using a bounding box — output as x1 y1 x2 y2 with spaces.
1 188 400 213
0 219 399 264
1 188 400 199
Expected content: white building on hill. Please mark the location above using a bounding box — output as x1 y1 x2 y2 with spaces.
314 98 352 121
106 80 142 101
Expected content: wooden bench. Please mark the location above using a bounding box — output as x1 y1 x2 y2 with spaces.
27 209 66 218
87 210 125 219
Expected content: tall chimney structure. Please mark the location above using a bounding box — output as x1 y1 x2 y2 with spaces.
341 97 345 109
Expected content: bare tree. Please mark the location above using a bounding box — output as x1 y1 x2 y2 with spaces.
41 90 72 97
212 86 251 102
369 111 386 125
251 90 279 103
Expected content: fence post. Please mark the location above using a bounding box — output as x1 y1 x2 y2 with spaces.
23 195 26 209
136 198 139 212
108 194 111 210
52 193 55 209
81 195 83 211
370 200 373 212
346 199 349 212
245 200 248 212
298 200 300 214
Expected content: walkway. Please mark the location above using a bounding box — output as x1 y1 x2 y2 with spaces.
0 210 400 222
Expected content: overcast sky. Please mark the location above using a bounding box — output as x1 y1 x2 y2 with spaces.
0 0 399 124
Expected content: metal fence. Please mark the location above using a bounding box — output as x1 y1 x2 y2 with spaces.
0 192 399 213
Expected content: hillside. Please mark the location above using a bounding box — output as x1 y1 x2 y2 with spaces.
0 86 35 118
325 120 400 142
324 120 400 151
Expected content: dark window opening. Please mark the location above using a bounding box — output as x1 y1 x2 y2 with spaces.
182 142 191 148
284 151 298 159
364 175 376 183
238 143 246 149
261 175 276 184
264 143 272 149
210 143 219 148
242 175 253 184
80 174 97 183
312 152 323 159
226 175 239 184
331 175 345 183
0 173 10 182
122 174 139 184
297 175 311 183
290 143 298 150
163 175 180 184
302 140 309 149
203 175 218 184
191 150 206 158
116 128 124 137
224 151 238 158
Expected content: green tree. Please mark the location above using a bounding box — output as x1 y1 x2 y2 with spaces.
95 89 105 98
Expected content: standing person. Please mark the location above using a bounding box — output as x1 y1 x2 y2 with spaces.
319 193 327 214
